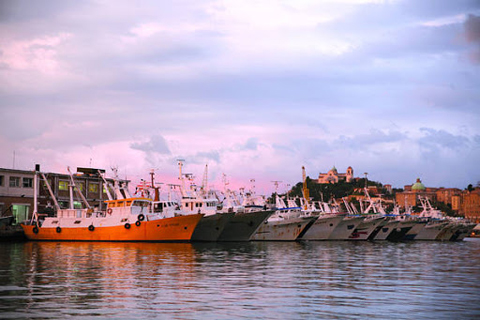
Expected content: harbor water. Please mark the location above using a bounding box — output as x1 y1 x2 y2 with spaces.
1 239 480 319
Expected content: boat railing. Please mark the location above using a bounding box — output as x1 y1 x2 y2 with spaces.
58 208 89 219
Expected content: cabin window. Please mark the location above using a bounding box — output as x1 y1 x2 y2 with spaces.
52 220 58 224
59 181 68 191
132 200 148 207
9 177 20 188
185 203 188 208
22 178 33 188
74 220 81 224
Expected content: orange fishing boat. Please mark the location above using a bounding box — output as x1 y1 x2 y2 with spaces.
22 168 203 242
22 198 203 242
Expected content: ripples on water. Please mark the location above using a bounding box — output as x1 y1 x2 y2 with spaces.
1 240 479 319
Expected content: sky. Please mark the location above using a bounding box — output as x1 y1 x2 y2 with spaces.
1 0 479 195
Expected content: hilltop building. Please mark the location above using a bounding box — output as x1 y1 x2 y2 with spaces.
317 166 354 184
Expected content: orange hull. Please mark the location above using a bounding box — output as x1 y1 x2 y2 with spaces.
22 214 203 242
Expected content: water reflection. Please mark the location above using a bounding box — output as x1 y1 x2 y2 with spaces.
0 240 479 319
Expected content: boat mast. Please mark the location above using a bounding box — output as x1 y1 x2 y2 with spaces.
97 170 114 201
40 172 60 211
302 166 310 210
177 159 189 198
111 167 125 199
150 169 160 201
202 164 208 193
31 164 39 225
67 167 91 209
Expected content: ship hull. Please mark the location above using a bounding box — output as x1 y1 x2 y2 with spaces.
22 214 203 242
403 220 427 240
435 223 457 241
348 216 385 241
191 212 235 242
386 221 415 241
371 220 398 240
300 214 344 240
450 223 477 241
415 221 449 240
328 216 364 240
217 210 274 242
251 216 316 241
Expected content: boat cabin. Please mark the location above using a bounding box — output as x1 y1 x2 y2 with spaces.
105 198 151 217
181 197 218 215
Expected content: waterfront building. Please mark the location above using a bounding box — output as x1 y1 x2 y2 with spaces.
452 195 462 211
317 166 354 184
0 168 35 225
459 189 480 223
0 166 118 224
436 187 461 206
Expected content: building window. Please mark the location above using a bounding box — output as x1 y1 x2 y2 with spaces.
89 183 99 193
23 178 33 188
0 175 4 186
59 181 68 191
77 182 85 192
9 177 20 187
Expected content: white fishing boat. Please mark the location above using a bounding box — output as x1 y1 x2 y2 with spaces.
328 215 365 240
414 197 452 241
370 217 399 240
415 220 449 240
252 212 316 241
403 219 427 240
252 193 315 241
299 209 345 240
343 195 385 241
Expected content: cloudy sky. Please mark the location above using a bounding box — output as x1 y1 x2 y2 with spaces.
1 0 479 194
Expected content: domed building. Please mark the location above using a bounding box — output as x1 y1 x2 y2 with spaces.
411 178 426 192
317 166 354 184
395 178 437 209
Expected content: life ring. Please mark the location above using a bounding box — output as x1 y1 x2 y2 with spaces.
56 227 61 233
107 208 113 214
88 225 95 232
124 223 131 229
138 214 145 221
135 221 141 227
33 226 39 234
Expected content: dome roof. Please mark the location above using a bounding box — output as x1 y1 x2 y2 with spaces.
412 178 426 191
